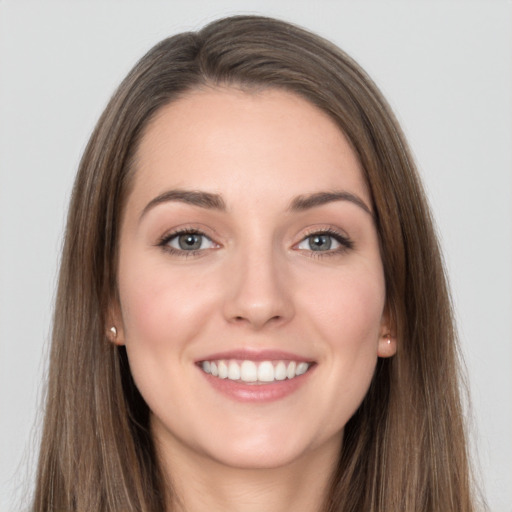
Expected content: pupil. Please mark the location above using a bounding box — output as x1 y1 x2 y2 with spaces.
179 234 201 250
310 235 331 251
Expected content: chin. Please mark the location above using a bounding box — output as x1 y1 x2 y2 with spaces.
189 422 343 472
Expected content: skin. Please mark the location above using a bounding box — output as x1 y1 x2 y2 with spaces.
111 87 396 512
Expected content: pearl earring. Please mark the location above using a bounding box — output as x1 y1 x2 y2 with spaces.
107 326 117 340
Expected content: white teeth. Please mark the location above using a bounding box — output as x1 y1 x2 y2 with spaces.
228 360 241 380
286 361 296 379
200 359 311 383
275 361 287 381
218 360 228 379
240 360 258 382
296 362 309 376
257 361 274 382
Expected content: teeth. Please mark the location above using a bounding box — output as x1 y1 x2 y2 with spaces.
241 360 257 382
286 361 296 379
228 360 240 380
275 361 287 381
200 359 311 383
218 360 228 379
257 361 274 382
296 362 309 376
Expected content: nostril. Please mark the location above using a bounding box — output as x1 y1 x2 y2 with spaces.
232 314 282 325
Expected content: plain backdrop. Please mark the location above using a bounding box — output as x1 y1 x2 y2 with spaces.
0 1 511 510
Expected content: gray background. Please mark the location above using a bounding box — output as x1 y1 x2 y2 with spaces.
1 1 511 510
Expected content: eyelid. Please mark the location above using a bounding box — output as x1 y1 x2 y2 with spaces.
296 235 341 251
157 223 220 243
293 226 354 254
167 232 216 250
157 225 221 256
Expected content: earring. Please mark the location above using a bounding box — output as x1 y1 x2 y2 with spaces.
107 326 117 340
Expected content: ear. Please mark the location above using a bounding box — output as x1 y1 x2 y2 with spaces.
377 308 397 358
105 300 126 346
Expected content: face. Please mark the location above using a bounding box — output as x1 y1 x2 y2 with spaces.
112 87 395 472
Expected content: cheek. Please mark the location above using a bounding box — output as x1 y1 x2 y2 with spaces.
116 257 220 417
299 270 385 430
303 264 386 343
117 256 217 353
300 264 385 392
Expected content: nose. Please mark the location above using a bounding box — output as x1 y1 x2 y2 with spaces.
222 245 295 330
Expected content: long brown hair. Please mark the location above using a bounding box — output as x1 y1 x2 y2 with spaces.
33 15 478 511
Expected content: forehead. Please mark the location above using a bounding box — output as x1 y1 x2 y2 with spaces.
129 87 369 211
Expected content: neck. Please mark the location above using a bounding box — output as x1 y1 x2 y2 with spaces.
158 437 340 512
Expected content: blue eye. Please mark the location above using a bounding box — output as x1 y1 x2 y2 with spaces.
297 231 353 253
164 231 216 252
298 234 340 252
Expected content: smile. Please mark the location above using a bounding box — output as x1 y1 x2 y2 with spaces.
200 359 312 384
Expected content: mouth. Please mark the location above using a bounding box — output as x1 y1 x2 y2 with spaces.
198 359 314 384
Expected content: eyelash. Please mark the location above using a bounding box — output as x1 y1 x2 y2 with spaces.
157 227 354 258
297 228 354 258
157 228 216 257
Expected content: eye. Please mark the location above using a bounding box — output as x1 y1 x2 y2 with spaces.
296 230 353 254
161 230 217 253
298 233 339 251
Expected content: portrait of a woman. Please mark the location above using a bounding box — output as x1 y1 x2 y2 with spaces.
1 4 510 512
25 14 482 511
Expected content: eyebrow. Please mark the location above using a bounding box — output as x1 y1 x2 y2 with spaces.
288 191 373 216
139 188 372 221
140 189 226 221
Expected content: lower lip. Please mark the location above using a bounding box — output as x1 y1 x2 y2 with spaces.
199 367 315 403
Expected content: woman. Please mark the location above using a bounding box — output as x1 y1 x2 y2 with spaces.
33 15 478 511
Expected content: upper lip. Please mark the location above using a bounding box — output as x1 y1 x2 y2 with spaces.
195 349 314 363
